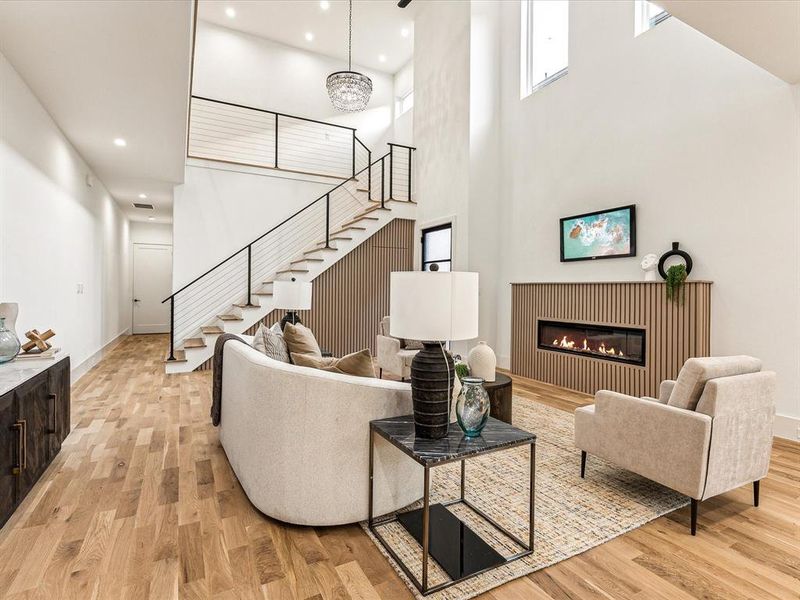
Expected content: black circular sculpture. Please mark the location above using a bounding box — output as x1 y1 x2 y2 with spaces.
658 242 693 279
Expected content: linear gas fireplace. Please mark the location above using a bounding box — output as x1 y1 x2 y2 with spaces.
537 320 646 366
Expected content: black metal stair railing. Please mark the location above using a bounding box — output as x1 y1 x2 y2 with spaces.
163 97 417 361
163 147 416 362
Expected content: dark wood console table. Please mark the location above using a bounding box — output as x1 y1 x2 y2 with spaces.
0 356 70 527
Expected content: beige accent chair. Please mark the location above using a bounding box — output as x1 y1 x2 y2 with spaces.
574 356 775 535
376 316 420 380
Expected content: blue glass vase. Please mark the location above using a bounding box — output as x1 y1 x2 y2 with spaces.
0 317 21 363
456 377 490 437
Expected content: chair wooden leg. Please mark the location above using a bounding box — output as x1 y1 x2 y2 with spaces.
580 451 587 478
690 499 698 536
754 480 760 507
379 368 383 379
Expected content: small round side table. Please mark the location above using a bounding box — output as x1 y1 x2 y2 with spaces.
483 372 513 425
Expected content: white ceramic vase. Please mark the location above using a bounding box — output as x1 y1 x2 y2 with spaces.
468 341 496 382
0 303 18 335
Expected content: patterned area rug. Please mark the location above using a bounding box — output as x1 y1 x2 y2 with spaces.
361 397 688 600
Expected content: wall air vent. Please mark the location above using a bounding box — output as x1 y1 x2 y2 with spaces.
133 202 154 210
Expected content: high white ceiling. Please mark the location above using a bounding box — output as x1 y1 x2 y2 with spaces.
656 0 800 84
198 0 415 75
0 0 194 222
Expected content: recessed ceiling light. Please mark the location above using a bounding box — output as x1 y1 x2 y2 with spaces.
319 1 330 10
305 32 314 42
225 7 236 18
138 193 147 199
378 54 387 63
401 27 410 38
148 216 155 221
113 138 126 147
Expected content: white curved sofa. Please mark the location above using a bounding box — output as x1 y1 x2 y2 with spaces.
219 340 423 526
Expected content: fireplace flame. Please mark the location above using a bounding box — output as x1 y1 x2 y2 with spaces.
550 336 624 358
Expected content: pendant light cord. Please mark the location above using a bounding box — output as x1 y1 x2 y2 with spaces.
348 0 353 71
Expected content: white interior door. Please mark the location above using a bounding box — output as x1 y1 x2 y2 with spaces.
133 243 173 334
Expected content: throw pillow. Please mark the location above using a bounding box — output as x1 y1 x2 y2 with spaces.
292 349 376 378
283 322 322 358
251 324 290 363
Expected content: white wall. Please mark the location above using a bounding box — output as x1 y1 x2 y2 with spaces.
468 1 502 351
413 1 501 354
0 51 131 380
494 2 800 427
130 221 173 246
172 162 331 289
194 21 395 152
393 60 414 146
410 2 800 433
413 0 471 275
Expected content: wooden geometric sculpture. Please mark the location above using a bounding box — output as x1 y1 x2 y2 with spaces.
21 329 55 353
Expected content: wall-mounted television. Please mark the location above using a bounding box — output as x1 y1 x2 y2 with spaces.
560 205 636 262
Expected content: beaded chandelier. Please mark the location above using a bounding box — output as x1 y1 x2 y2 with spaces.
326 0 372 112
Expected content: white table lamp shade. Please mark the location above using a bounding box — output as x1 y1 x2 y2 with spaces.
390 271 479 341
273 280 312 310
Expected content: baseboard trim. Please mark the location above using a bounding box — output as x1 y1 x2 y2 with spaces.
774 413 799 441
71 329 130 384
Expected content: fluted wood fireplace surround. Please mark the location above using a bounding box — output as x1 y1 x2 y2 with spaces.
511 281 712 398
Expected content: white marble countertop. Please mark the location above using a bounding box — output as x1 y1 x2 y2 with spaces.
0 352 69 397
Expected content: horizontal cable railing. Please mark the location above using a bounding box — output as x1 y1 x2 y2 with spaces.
168 96 417 361
164 149 403 361
388 143 416 202
188 95 359 179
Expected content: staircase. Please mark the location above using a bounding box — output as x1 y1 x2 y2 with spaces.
165 96 416 373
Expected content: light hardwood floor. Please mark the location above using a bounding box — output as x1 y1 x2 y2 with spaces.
0 334 797 599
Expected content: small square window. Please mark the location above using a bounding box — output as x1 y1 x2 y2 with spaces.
635 0 670 36
395 91 414 118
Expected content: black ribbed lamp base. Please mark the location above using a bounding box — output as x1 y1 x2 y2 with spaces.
410 342 454 439
279 311 301 331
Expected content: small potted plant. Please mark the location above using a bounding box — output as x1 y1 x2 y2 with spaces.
454 358 470 382
665 264 688 304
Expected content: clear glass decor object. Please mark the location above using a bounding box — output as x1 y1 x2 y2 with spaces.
456 376 490 437
0 317 21 364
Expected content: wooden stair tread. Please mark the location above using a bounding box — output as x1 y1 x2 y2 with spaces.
164 349 186 363
292 258 324 264
345 216 380 224
276 268 310 274
254 291 274 296
183 338 206 349
201 326 223 335
234 302 260 308
217 314 243 321
360 204 391 215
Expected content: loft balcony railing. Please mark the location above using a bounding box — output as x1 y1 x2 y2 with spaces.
166 98 416 361
189 95 363 180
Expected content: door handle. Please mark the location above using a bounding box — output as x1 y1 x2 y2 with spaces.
48 393 57 434
133 298 141 303
21 419 27 471
12 422 22 475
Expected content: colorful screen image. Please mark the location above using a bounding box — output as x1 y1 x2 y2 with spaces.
560 205 636 261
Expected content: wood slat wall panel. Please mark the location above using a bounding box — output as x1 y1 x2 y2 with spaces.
510 281 712 398
197 219 414 370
